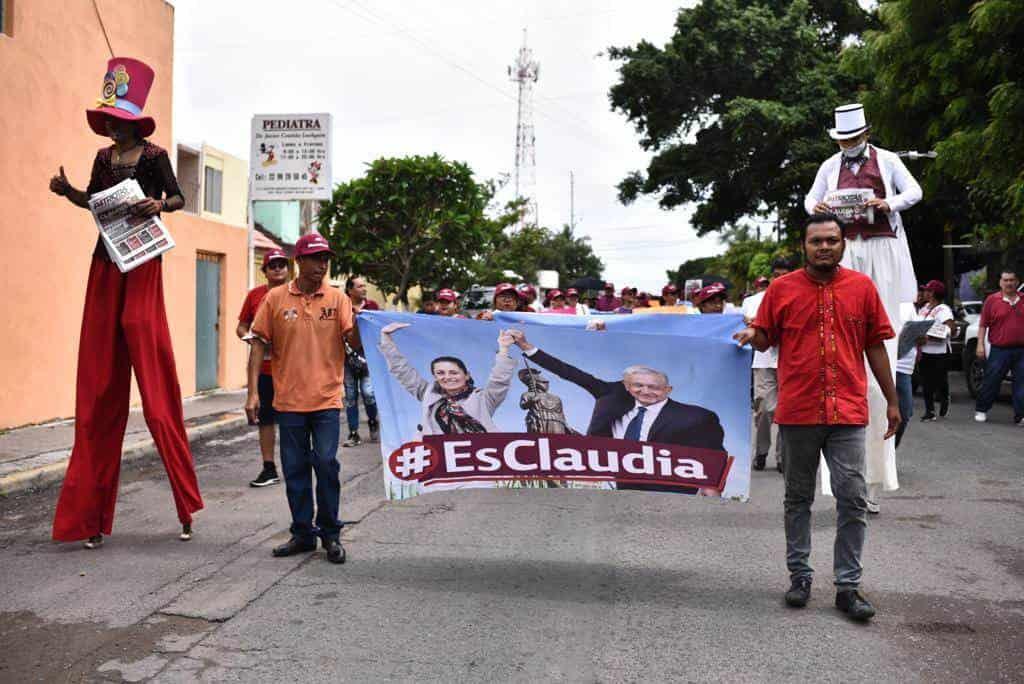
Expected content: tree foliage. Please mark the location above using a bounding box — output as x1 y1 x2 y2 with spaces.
468 225 605 290
608 0 869 237
319 155 519 304
842 0 1024 253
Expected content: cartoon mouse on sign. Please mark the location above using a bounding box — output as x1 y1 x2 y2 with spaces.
308 160 322 184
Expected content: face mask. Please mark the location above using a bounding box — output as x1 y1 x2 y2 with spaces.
842 140 867 158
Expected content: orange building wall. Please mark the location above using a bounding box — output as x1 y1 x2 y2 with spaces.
0 0 248 428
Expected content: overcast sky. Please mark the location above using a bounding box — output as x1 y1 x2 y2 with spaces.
172 0 718 291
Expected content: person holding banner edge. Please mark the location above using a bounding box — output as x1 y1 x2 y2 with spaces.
47 57 202 549
734 213 898 622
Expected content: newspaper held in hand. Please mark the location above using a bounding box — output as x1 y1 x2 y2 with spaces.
824 188 875 225
88 178 175 273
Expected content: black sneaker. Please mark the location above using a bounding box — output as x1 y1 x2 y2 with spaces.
920 412 937 422
343 432 362 447
939 402 949 418
368 421 380 442
83 534 103 549
250 465 280 488
835 589 876 621
753 454 767 471
785 577 812 607
272 537 317 557
324 539 346 564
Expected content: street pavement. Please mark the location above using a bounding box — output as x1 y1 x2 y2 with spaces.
0 376 1020 683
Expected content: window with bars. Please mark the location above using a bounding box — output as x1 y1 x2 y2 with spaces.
203 166 223 214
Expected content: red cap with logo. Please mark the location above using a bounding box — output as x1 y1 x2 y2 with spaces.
922 279 946 296
518 284 536 297
294 233 335 257
662 284 679 296
548 289 564 300
264 248 288 263
436 288 458 302
693 282 727 304
494 283 520 299
566 288 579 296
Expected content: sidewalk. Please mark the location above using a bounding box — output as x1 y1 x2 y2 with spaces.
0 390 248 496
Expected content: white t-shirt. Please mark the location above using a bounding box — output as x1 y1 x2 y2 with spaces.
919 303 953 355
741 291 777 369
611 399 668 441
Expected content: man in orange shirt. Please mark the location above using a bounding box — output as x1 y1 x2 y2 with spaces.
247 234 354 564
735 214 898 622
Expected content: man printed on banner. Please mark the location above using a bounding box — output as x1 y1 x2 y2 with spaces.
805 103 923 512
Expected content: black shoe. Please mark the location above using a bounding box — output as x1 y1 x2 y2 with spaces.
836 589 876 621
753 454 767 471
920 412 937 422
784 577 812 607
324 539 346 564
180 523 192 541
343 432 362 447
249 465 280 488
272 537 317 557
368 420 380 442
83 534 103 549
939 403 949 418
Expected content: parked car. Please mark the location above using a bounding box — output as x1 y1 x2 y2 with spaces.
962 319 1018 399
460 285 494 318
948 301 981 370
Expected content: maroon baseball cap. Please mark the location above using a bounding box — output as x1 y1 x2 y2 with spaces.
548 289 564 299
294 233 335 257
662 284 679 296
436 288 458 302
494 283 519 299
603 282 615 290
922 279 946 296
263 248 288 267
693 282 727 304
518 284 536 297
566 288 579 296
754 276 770 286
620 286 636 296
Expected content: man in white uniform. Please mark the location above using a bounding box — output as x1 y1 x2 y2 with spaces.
805 103 923 512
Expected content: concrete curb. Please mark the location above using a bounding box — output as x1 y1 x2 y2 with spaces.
0 414 249 497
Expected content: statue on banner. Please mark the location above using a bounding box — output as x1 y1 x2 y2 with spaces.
518 366 578 436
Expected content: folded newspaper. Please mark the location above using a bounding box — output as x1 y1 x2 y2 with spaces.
825 188 875 224
88 178 175 273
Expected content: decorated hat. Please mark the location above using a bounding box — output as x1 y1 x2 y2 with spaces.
828 103 869 141
693 282 727 304
436 288 458 302
494 282 520 299
86 58 157 138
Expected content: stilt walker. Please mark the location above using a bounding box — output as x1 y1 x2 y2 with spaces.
805 104 923 512
48 58 203 548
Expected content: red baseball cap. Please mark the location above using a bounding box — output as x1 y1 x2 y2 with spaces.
566 288 579 296
754 276 770 286
436 288 458 302
693 282 727 304
620 286 636 296
548 289 564 299
494 283 520 299
518 284 536 297
262 248 288 268
922 279 946 296
662 284 679 296
294 233 335 257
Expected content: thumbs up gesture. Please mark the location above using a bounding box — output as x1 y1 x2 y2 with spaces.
49 166 71 196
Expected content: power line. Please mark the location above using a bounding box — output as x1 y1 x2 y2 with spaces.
92 0 115 58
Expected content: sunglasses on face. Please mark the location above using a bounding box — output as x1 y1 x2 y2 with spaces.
266 261 288 270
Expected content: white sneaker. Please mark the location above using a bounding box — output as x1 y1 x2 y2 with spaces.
974 412 987 423
865 499 880 515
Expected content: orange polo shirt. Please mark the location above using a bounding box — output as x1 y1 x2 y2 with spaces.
251 280 354 412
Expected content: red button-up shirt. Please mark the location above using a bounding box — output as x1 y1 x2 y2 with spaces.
980 291 1024 347
753 267 894 425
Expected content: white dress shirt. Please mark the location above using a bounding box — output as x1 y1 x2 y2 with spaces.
611 399 668 441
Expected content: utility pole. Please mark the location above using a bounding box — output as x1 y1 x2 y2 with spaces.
508 28 539 231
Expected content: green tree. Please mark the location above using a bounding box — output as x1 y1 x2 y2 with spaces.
607 0 868 237
842 0 1024 259
319 155 519 305
468 225 604 290
666 256 717 284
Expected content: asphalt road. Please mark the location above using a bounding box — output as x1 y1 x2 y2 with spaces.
1 377 1021 683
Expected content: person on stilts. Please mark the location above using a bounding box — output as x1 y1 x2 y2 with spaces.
48 57 203 549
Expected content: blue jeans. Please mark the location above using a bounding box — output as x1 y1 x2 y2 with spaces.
277 409 342 542
344 366 378 433
975 345 1024 419
779 425 868 589
895 372 914 448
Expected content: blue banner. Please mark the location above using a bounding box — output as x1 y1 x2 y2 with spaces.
358 311 752 501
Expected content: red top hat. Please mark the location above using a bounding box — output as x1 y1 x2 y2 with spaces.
86 57 157 138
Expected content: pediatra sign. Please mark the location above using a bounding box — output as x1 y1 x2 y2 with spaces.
250 113 332 200
359 311 753 502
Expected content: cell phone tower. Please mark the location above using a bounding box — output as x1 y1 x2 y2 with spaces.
508 29 539 230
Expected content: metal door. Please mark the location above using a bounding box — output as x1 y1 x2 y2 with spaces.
195 253 221 391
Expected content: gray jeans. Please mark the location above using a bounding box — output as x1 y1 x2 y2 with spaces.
753 368 782 461
779 425 868 589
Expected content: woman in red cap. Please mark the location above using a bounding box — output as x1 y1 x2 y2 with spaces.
917 279 955 421
47 58 203 549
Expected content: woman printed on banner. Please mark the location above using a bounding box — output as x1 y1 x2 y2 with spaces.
379 322 517 437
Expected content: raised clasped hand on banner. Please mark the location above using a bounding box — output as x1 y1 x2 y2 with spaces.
381 322 411 338
497 329 515 353
508 329 534 352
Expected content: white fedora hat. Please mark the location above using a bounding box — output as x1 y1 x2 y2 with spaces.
828 103 870 140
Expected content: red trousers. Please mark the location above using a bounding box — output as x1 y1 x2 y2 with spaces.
52 257 204 541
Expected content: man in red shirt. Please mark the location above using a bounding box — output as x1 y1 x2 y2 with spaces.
974 268 1024 425
237 249 290 487
735 214 899 622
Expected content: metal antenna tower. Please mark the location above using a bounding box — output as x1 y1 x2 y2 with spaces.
508 28 539 230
